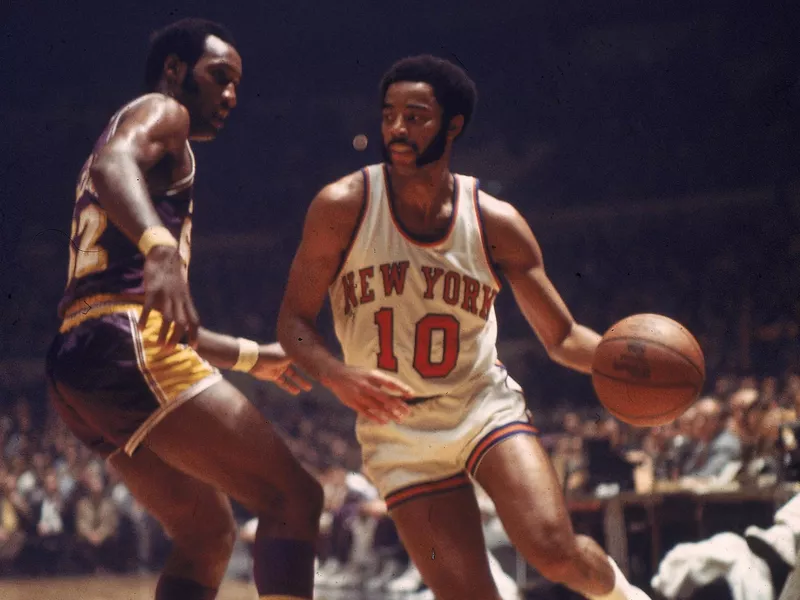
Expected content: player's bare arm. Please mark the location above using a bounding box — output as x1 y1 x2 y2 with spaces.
277 173 413 423
91 95 199 347
91 95 190 244
193 328 311 395
480 192 601 374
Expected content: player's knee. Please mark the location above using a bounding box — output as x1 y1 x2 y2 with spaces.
171 504 237 560
206 518 237 562
281 471 324 528
252 469 324 530
528 523 580 584
305 474 325 517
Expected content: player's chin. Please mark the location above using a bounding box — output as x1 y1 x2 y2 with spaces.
388 150 418 168
193 122 223 142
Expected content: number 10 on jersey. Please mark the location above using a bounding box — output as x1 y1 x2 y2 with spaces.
374 308 460 378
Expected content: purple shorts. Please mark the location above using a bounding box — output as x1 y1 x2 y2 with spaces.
46 304 221 457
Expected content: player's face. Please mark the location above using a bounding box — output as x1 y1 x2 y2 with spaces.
182 35 242 141
381 82 448 169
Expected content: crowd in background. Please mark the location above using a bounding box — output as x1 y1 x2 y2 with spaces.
1 365 798 590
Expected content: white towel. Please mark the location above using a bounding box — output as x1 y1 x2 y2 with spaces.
651 532 773 600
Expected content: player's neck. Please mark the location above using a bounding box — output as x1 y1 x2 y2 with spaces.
387 162 453 216
154 81 183 104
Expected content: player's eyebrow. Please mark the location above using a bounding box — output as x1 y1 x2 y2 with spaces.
382 102 432 111
208 60 242 83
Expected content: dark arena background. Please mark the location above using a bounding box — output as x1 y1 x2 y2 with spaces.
2 1 800 598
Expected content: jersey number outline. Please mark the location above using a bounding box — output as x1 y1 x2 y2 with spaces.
66 204 109 286
374 308 460 378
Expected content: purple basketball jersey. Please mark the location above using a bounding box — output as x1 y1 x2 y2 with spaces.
58 97 194 318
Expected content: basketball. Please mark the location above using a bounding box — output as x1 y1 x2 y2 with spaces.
591 313 705 427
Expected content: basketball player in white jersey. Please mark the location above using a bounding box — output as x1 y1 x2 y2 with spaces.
277 55 650 600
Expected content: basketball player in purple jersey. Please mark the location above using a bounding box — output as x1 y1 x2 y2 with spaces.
278 55 651 600
45 19 321 600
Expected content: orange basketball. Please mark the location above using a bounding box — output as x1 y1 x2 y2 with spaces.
591 313 705 427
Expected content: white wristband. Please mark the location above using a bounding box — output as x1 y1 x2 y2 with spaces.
137 226 178 257
232 338 260 373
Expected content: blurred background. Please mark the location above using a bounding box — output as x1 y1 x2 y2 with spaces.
1 1 800 598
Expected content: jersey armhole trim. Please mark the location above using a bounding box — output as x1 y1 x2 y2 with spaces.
473 180 504 290
331 167 371 283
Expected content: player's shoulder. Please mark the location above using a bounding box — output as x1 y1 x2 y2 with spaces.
475 188 524 226
115 93 190 136
301 169 370 248
311 169 368 218
474 188 541 264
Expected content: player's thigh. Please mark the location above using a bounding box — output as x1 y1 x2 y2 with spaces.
473 434 577 568
390 485 499 600
108 445 236 546
142 378 321 519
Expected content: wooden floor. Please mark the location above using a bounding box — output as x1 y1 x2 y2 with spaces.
0 575 259 600
0 575 397 600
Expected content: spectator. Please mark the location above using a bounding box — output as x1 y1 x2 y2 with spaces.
0 469 25 575
18 450 50 505
551 413 587 492
107 462 159 573
682 397 742 480
664 406 700 479
53 442 82 501
33 469 67 575
74 468 120 574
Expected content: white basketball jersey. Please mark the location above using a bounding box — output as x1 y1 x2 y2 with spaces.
329 164 503 398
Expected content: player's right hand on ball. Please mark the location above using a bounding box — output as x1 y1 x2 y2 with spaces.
325 367 414 424
138 245 200 349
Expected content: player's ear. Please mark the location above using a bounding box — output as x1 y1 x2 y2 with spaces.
447 115 464 140
163 54 188 87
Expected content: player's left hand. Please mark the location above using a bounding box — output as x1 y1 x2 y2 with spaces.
250 342 313 395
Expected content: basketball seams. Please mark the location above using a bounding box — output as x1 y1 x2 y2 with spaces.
620 384 690 421
604 314 704 371
594 314 705 427
605 404 689 426
596 336 705 381
590 369 700 389
593 373 699 421
649 316 704 364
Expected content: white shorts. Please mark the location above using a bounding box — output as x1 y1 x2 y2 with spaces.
356 365 538 510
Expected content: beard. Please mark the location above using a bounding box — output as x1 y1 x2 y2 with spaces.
382 115 451 167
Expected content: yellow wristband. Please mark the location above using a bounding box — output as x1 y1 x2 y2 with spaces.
232 338 260 373
138 226 178 257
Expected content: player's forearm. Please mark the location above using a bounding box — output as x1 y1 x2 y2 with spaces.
277 315 343 385
194 327 276 372
91 150 167 247
547 323 601 375
193 328 241 369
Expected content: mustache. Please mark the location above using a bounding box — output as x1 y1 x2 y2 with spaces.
387 139 419 152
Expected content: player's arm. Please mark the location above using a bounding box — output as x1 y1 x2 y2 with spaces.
90 95 199 347
193 328 312 395
481 194 601 374
277 176 412 423
90 95 189 246
277 177 360 383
